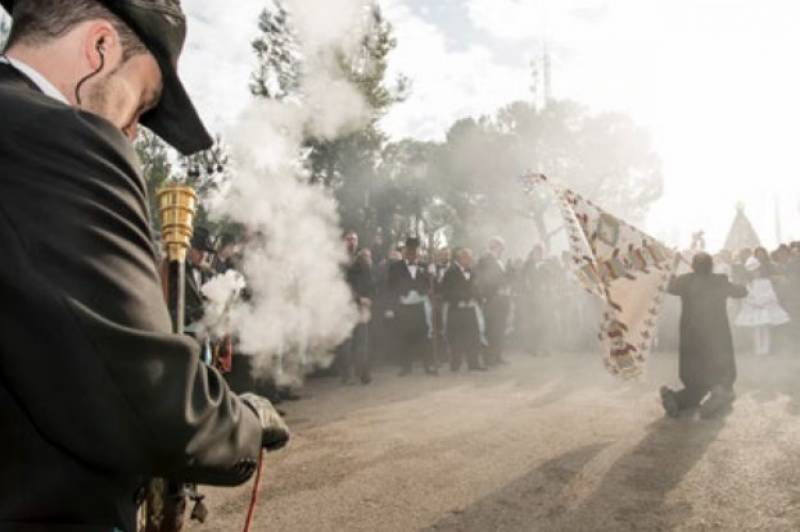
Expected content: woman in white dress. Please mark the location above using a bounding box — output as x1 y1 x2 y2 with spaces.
735 248 791 355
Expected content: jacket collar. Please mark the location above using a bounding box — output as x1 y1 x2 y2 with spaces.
0 56 69 105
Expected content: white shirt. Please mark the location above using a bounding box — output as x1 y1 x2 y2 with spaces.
192 267 202 289
457 263 471 281
406 261 418 280
0 55 69 105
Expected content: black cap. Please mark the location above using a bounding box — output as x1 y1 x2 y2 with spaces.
191 226 215 252
405 236 421 249
0 0 213 155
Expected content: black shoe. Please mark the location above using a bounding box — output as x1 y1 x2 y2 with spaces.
469 365 488 372
660 386 679 418
425 367 439 376
360 374 372 385
398 368 411 377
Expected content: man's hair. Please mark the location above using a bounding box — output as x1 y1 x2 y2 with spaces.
6 0 146 61
691 252 713 275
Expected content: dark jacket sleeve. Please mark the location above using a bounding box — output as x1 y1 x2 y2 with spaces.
0 102 261 485
386 261 400 306
667 274 687 296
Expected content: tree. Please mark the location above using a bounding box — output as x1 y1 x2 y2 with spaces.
498 100 662 249
1 13 10 49
250 1 408 252
135 129 174 237
135 130 233 237
250 2 301 100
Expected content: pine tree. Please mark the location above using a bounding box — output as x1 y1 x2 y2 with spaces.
135 129 174 237
135 129 233 237
250 1 302 100
250 1 408 247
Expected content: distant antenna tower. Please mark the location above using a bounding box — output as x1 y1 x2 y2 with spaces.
542 42 552 105
529 44 552 111
530 0 552 112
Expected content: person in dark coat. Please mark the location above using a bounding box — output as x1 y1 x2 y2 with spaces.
0 2 288 530
386 237 436 376
477 236 512 366
183 226 215 328
661 252 748 418
440 248 485 371
340 231 375 385
429 247 452 367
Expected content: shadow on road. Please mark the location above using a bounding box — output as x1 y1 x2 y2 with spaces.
423 443 611 532
423 414 726 532
552 414 727 531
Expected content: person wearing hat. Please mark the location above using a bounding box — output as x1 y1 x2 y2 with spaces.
212 231 240 275
385 236 437 376
0 1 288 531
182 226 215 331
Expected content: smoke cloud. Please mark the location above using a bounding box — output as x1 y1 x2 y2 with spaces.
205 0 374 385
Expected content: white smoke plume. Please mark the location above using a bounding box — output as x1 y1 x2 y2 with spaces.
205 1 375 385
199 270 247 338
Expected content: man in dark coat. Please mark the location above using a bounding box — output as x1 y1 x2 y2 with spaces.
661 252 748 418
386 237 436 376
0 2 288 530
477 236 512 366
440 248 484 372
430 247 452 367
340 230 374 385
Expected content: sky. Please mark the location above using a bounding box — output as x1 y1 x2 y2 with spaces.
3 1 800 249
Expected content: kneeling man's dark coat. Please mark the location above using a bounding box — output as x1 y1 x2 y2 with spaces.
667 272 747 391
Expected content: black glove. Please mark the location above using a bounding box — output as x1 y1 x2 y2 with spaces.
240 393 290 451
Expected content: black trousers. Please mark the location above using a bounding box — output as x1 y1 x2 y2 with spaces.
447 307 481 370
340 323 370 382
394 303 433 371
484 296 510 364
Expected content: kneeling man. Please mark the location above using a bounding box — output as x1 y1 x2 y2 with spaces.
661 252 747 418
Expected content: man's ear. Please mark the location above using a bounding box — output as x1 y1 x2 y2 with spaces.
83 21 117 71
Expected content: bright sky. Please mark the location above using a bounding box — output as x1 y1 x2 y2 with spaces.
4 1 800 249
378 0 800 250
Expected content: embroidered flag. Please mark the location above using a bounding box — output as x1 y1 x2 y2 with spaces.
522 173 677 379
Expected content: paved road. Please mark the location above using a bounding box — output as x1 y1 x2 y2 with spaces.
189 351 800 531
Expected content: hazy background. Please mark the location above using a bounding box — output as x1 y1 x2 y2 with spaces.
2 1 797 247
176 0 800 250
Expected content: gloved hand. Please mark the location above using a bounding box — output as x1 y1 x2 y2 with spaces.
239 393 290 451
384 310 395 319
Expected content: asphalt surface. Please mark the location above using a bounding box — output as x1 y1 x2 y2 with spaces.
188 351 800 531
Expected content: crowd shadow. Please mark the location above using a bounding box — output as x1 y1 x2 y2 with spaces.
551 414 727 531
420 413 725 532
423 443 611 532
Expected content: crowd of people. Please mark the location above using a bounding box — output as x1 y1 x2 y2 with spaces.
331 231 602 385
173 225 800 404
173 227 601 394
658 241 800 358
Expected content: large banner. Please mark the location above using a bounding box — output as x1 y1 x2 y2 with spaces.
522 173 677 379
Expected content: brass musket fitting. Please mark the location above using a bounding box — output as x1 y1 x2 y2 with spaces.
157 184 198 263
